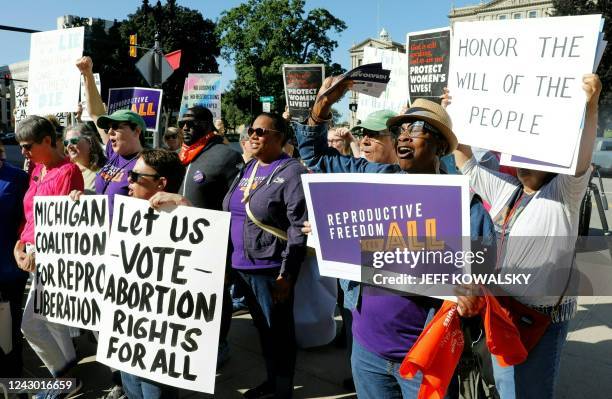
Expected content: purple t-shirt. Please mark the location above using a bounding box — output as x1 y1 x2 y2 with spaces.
229 156 289 269
352 286 433 362
95 141 139 220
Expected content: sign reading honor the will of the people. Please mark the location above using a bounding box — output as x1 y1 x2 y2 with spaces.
33 196 109 330
178 74 222 120
283 64 324 122
447 15 603 167
96 196 231 394
357 48 408 121
108 87 163 131
407 27 450 104
302 174 471 297
27 27 84 116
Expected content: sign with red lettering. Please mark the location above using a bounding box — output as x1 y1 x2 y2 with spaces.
407 27 450 104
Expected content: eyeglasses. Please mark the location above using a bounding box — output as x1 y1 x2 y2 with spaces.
128 170 160 183
389 121 442 140
355 128 392 140
63 137 81 146
164 134 178 140
178 120 198 129
247 127 282 137
106 122 133 133
19 142 35 151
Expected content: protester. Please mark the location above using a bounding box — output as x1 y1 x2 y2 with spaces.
294 77 493 398
214 118 231 145
76 56 145 220
0 141 29 379
327 126 360 157
453 74 602 399
64 123 106 194
14 116 84 398
352 110 398 164
163 127 182 152
177 105 244 366
239 127 253 163
116 148 186 399
222 112 308 399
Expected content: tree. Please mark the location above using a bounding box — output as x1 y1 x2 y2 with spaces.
553 0 612 131
82 0 219 113
217 0 346 126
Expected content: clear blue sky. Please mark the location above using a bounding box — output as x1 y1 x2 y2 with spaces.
1 0 476 120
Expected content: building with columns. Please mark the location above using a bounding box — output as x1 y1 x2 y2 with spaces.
347 28 405 127
448 0 554 25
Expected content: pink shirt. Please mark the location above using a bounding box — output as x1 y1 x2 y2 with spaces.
20 159 84 244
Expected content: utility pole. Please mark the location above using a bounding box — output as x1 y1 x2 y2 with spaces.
153 31 162 148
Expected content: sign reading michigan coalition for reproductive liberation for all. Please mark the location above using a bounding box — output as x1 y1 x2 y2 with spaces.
33 196 109 330
302 173 475 298
96 196 230 394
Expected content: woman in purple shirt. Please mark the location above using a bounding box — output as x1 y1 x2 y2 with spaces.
222 112 308 399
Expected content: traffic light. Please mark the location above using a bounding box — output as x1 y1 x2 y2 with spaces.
129 34 138 58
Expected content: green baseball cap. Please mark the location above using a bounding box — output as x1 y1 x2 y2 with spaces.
351 109 397 133
96 109 147 132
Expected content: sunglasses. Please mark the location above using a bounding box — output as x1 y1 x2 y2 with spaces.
178 120 198 129
63 137 81 146
128 170 160 182
19 142 35 151
105 122 134 133
355 128 392 139
164 134 178 140
389 121 443 140
247 127 282 137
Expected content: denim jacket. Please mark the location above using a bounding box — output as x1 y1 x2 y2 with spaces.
293 121 497 309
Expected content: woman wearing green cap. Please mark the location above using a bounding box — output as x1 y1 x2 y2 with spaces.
76 57 145 220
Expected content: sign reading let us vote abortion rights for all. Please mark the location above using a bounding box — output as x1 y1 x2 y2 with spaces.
96 196 230 394
447 15 603 167
302 174 471 297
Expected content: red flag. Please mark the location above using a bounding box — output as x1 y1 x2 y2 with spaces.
165 50 182 71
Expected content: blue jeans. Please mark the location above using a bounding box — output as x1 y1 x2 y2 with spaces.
351 340 422 399
236 268 296 398
120 372 179 399
492 320 570 399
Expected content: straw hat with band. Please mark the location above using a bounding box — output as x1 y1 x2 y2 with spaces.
386 99 457 156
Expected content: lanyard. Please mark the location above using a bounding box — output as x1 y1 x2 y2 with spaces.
496 190 526 269
241 161 260 203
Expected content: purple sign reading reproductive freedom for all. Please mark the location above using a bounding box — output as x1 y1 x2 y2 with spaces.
301 173 471 283
107 87 163 131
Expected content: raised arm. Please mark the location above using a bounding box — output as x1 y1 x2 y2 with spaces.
575 74 602 177
76 57 108 144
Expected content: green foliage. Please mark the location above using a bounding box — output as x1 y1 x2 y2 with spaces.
553 0 612 130
84 0 219 111
216 0 346 122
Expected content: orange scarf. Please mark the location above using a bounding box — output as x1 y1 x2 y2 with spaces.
399 296 527 399
178 132 216 165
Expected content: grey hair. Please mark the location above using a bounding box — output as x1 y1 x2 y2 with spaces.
16 116 56 147
65 122 107 169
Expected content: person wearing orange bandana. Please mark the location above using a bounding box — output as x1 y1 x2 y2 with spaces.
177 105 244 368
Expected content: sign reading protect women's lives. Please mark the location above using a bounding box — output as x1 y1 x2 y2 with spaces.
178 74 222 120
27 27 84 116
96 196 231 394
283 64 325 122
33 196 109 330
407 27 450 104
301 174 471 297
357 48 408 121
107 87 163 131
447 15 603 167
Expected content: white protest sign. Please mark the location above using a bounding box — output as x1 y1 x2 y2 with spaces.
27 27 84 116
357 47 408 120
14 83 28 132
97 196 230 394
187 74 222 121
33 196 109 330
447 15 602 167
80 73 102 121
